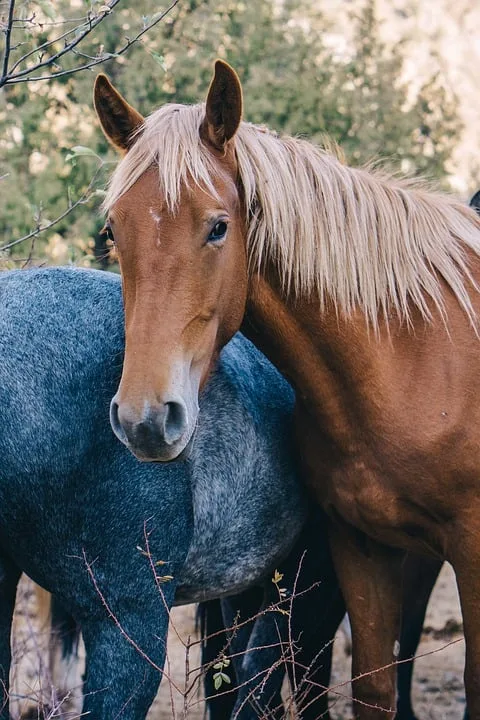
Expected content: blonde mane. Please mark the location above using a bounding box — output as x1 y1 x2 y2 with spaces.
105 102 480 328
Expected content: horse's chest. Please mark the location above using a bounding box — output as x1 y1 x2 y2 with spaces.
307 452 400 532
298 432 443 554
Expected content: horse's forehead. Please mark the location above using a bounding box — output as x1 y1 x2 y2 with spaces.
187 169 239 212
111 158 239 223
110 167 163 220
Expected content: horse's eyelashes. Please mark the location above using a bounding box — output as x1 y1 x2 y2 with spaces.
100 223 115 245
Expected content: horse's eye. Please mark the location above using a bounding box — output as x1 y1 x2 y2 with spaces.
100 223 115 245
207 220 228 244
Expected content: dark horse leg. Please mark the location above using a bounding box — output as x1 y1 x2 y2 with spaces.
230 513 344 720
200 588 263 719
0 556 21 720
281 515 345 720
220 587 286 720
395 554 443 720
199 599 236 719
202 513 344 719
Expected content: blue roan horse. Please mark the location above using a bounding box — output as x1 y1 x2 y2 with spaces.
0 267 343 719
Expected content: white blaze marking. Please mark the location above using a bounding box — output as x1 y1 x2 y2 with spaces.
149 207 162 246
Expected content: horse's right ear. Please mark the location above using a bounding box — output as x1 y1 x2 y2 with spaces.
93 74 144 153
202 60 243 152
469 190 480 216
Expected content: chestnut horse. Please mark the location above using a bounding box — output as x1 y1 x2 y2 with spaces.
94 61 480 718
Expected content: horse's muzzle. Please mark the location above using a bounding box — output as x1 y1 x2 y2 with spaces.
110 396 192 462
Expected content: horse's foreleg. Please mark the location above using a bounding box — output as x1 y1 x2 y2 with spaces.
328 517 404 720
395 554 443 720
229 590 287 720
200 589 263 720
0 557 21 720
220 586 286 720
230 515 345 720
80 585 174 719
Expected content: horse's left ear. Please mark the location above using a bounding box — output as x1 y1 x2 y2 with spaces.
202 60 243 151
93 74 144 153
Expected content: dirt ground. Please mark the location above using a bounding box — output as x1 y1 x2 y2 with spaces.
10 563 465 719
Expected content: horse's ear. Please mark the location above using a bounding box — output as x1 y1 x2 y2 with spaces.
469 190 480 216
202 60 243 151
93 74 144 153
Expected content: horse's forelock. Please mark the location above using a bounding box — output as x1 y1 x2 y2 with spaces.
103 103 220 214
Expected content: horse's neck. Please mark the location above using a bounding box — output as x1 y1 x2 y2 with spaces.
243 272 371 455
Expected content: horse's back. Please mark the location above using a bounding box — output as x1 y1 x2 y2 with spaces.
0 267 124 475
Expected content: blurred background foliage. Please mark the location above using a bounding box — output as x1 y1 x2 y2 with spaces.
0 0 462 267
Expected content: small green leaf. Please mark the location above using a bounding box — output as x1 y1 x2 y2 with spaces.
66 146 101 162
220 672 231 684
213 675 222 691
150 51 167 71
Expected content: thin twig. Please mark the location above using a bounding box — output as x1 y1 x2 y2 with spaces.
183 634 190 718
142 519 186 647
164 652 177 720
0 163 104 252
7 19 91 76
21 234 36 268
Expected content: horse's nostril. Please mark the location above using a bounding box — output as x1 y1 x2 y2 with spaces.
110 398 128 444
162 401 188 445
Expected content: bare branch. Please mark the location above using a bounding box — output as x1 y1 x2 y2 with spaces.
1 0 16 80
0 0 121 87
0 0 180 87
